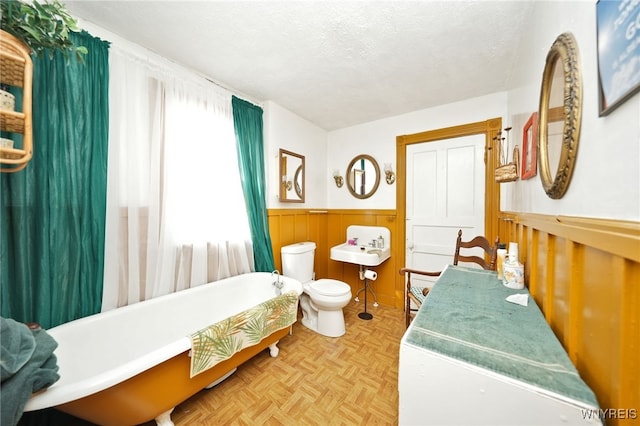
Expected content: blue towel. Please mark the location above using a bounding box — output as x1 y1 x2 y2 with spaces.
1 317 60 426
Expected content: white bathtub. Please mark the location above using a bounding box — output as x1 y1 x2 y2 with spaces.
24 272 302 426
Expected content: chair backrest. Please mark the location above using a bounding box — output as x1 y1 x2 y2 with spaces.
453 229 499 270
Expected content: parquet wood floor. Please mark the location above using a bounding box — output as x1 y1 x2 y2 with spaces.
155 301 405 425
19 301 406 426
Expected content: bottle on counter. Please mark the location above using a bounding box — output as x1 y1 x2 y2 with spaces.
496 243 507 280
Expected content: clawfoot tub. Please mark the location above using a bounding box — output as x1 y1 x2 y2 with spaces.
24 272 302 425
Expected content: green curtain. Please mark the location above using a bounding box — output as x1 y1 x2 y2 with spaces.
0 31 110 329
231 96 275 272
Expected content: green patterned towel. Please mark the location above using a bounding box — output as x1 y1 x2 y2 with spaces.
189 291 298 377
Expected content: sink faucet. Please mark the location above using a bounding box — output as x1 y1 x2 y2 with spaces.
272 269 284 295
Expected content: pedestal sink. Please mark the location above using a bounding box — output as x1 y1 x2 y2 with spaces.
330 225 391 320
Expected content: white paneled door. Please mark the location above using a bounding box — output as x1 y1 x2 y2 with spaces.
405 134 486 290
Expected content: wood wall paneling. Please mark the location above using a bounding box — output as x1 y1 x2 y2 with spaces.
620 259 640 417
499 212 640 426
580 246 621 413
268 208 639 424
268 209 399 308
550 236 570 344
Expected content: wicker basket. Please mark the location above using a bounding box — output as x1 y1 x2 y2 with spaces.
495 163 518 182
0 30 32 172
495 146 520 183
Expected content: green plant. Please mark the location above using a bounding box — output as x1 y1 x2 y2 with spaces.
0 0 87 61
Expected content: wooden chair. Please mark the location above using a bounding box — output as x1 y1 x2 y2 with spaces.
400 229 500 327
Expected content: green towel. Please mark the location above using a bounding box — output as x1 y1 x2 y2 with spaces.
1 318 37 382
406 266 600 408
1 317 60 426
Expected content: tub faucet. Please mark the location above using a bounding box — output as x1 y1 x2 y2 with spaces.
272 269 284 295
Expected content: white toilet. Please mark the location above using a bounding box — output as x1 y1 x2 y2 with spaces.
281 242 352 337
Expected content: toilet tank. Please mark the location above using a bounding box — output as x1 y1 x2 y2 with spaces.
281 242 315 283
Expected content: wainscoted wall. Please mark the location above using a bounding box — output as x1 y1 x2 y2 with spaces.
267 209 399 307
269 208 639 422
498 212 640 424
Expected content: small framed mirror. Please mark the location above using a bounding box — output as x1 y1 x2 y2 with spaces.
279 149 305 203
346 154 380 199
538 32 582 199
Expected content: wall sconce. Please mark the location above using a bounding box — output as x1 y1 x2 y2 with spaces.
384 163 395 185
282 175 292 191
333 169 344 188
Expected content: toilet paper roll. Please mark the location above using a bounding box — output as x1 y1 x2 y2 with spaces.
363 269 377 281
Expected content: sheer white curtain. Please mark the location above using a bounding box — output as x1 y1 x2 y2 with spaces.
102 48 253 311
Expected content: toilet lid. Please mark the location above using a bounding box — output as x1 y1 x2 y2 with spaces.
311 279 351 296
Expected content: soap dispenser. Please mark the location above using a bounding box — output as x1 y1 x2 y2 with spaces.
377 235 384 249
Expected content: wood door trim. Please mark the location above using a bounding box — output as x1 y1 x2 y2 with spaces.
396 118 502 302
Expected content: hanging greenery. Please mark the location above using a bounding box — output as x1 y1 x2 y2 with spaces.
0 0 87 61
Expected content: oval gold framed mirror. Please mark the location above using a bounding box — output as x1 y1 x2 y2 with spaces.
346 154 380 199
538 32 582 199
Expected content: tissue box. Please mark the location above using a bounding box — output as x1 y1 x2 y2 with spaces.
0 137 14 149
0 89 15 111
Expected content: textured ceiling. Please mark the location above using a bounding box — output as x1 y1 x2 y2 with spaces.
65 0 535 131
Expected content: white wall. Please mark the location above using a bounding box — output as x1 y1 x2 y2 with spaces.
326 93 508 210
504 0 640 220
308 0 639 220
81 4 640 221
264 101 328 209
